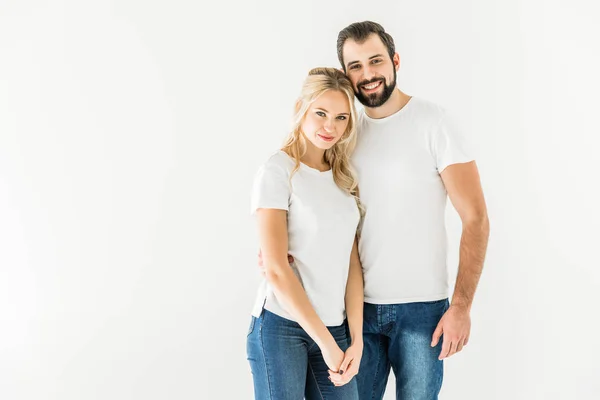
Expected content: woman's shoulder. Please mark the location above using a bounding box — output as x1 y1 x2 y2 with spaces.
260 150 295 174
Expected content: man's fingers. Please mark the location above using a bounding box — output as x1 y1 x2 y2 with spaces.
328 371 343 382
438 338 451 360
329 372 348 386
456 339 465 353
447 339 458 357
257 249 263 267
332 375 351 387
259 249 294 266
329 363 357 386
431 323 443 347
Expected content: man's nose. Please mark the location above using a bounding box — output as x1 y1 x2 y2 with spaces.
363 65 377 81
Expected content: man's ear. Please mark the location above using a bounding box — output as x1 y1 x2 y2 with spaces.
393 53 400 71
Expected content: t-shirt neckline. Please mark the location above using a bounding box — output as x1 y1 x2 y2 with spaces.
278 150 332 175
362 96 416 124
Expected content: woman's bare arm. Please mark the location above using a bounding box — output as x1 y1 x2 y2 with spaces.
256 208 338 352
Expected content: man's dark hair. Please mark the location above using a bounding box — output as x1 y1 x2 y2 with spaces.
337 21 396 71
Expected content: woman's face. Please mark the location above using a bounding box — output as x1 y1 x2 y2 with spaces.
300 90 351 150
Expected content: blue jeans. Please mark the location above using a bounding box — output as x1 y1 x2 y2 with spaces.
247 309 359 400
356 299 449 400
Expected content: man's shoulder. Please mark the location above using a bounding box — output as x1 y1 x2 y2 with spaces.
408 97 447 121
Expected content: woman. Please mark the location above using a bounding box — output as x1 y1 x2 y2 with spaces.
246 67 364 399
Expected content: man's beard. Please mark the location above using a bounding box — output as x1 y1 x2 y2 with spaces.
354 70 397 108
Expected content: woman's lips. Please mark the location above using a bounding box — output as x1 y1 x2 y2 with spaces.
318 134 334 142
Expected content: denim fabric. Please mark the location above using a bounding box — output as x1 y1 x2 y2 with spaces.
356 299 449 400
247 309 359 400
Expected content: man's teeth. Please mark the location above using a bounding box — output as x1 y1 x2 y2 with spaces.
363 81 381 90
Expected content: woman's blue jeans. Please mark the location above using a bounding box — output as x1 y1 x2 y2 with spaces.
246 309 359 399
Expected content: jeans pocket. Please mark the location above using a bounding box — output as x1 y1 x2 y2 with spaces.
247 316 256 337
329 324 350 349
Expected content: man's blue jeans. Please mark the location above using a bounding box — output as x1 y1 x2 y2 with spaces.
247 309 359 399
356 299 449 400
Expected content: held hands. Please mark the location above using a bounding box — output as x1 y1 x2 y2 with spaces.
431 304 471 360
258 249 358 385
327 341 363 387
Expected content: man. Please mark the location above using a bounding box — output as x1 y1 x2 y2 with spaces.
328 21 490 399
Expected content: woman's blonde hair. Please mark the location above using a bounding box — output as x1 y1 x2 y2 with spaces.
282 67 361 206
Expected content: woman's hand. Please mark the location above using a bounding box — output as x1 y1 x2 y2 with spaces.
320 339 345 373
328 341 363 386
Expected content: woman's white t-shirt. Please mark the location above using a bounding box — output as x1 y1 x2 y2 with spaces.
250 151 360 326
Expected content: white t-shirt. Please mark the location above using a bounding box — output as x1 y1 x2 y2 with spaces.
352 97 473 304
250 151 360 326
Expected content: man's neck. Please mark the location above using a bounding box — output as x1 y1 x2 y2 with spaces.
364 88 411 120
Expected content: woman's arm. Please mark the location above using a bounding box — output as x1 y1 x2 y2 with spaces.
344 236 364 346
256 208 343 368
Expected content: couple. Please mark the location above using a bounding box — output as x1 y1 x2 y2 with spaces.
246 21 490 400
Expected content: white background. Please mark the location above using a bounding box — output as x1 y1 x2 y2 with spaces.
1 0 599 399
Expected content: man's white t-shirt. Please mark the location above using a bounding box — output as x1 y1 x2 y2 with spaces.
352 97 473 304
250 151 360 326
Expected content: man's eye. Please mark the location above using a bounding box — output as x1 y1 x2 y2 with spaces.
372 59 381 64
350 65 360 70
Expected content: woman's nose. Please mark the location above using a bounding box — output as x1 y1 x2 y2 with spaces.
323 120 335 133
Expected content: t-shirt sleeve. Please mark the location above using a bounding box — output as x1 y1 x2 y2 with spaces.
432 112 474 173
250 161 290 215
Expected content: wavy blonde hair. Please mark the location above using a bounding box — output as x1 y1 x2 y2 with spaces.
282 67 361 208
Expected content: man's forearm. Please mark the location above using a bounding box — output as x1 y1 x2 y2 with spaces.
451 215 490 310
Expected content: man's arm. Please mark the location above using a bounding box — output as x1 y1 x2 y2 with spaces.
431 160 490 359
443 160 490 310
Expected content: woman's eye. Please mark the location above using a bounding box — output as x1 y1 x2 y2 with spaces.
316 111 326 117
337 116 347 121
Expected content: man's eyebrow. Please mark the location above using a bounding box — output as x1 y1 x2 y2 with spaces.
347 54 385 68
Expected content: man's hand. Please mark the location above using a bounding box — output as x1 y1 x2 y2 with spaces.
258 249 294 274
431 304 471 360
328 341 363 387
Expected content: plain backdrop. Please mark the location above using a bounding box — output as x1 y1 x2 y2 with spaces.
1 0 599 399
